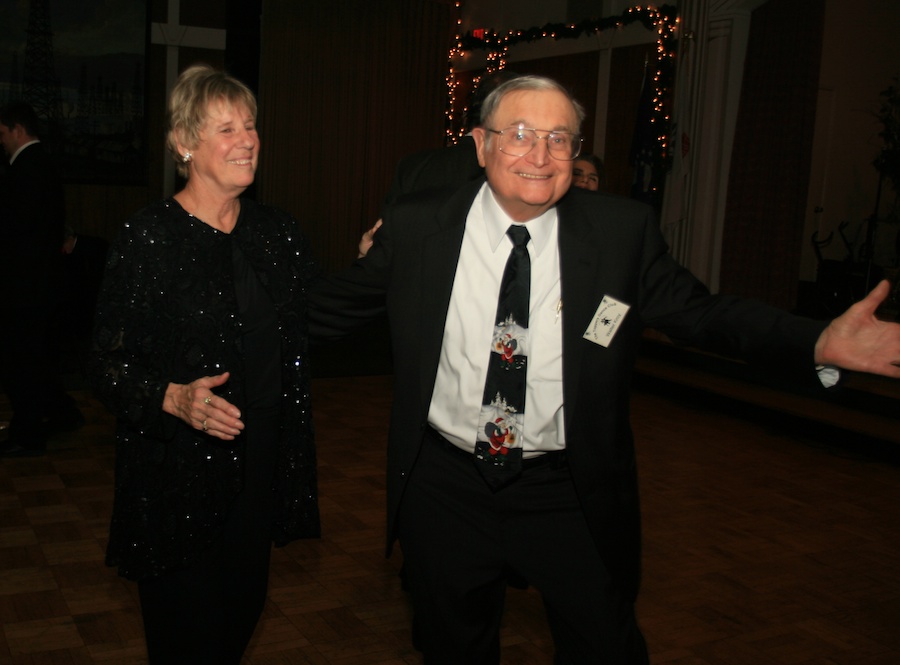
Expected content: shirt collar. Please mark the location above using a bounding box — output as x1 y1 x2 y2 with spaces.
480 183 557 257
9 139 40 165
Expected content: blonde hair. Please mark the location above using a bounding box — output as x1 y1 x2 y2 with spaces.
165 64 258 178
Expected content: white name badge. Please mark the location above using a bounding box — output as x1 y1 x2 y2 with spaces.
583 295 630 347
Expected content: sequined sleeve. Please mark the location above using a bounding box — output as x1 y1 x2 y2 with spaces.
88 203 182 439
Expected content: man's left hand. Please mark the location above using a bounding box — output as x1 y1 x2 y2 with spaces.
815 279 900 378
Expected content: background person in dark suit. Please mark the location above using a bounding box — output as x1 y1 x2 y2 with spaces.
381 70 520 211
0 101 83 457
310 76 900 664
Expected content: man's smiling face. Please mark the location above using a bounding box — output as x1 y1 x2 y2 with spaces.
473 88 578 222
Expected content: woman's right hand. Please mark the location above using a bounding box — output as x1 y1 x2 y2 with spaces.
163 372 244 440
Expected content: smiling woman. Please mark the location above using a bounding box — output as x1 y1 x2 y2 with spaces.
165 65 261 230
88 64 322 665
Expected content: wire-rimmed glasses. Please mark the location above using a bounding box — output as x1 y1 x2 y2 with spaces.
486 124 583 161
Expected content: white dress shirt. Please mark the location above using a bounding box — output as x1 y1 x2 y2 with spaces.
427 183 566 456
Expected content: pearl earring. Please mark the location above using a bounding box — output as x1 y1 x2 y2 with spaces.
182 151 192 163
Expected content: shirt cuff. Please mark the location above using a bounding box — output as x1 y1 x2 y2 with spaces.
816 364 841 388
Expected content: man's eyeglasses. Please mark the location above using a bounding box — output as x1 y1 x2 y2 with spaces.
486 124 583 161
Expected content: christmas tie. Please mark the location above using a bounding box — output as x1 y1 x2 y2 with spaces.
475 224 530 491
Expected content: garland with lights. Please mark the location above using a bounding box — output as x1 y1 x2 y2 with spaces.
445 4 679 178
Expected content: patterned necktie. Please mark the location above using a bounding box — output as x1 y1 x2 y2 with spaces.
475 224 531 491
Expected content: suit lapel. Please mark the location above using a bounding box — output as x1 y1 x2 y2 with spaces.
557 194 605 433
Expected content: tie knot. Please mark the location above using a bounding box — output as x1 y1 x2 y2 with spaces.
507 225 530 249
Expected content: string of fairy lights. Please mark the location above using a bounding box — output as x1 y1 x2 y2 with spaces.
444 3 679 171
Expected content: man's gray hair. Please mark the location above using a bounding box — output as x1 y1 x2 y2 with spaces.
478 75 586 133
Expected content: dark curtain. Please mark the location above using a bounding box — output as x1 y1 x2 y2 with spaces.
256 0 455 272
225 0 261 95
719 0 825 310
606 44 656 200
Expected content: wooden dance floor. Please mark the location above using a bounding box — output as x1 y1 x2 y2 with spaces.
2 370 899 663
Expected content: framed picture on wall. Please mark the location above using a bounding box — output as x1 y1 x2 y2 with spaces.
0 0 148 184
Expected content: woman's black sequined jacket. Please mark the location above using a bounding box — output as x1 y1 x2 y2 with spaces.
89 198 321 580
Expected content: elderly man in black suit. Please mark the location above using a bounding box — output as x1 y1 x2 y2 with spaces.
310 75 900 664
0 102 83 457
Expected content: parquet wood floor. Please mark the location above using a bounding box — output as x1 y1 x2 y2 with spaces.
1 373 899 664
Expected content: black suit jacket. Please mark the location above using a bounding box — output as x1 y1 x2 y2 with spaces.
0 143 66 307
310 179 827 601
